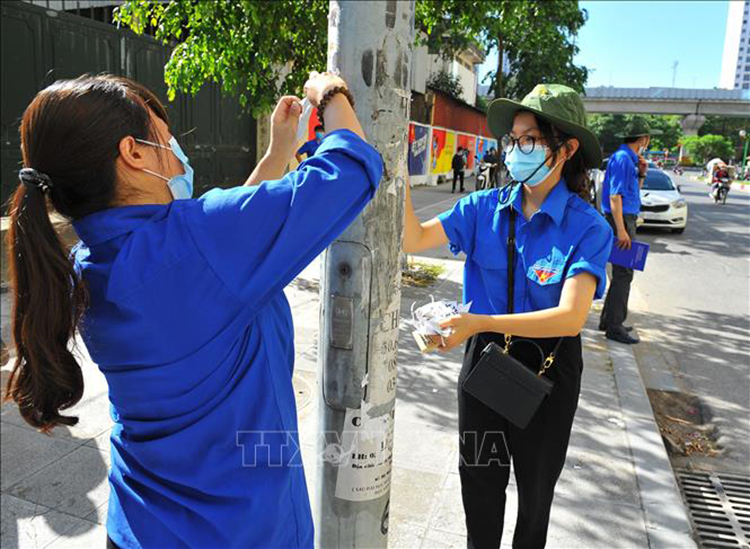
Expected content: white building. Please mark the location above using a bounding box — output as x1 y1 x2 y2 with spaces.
411 39 485 105
719 0 750 90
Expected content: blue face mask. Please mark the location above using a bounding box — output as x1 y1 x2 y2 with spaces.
505 145 561 187
315 131 325 140
136 136 194 200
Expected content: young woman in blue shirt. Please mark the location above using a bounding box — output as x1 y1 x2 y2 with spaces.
5 72 381 548
404 84 613 548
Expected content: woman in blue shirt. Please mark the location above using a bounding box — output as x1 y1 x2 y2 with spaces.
5 73 381 548
404 84 613 549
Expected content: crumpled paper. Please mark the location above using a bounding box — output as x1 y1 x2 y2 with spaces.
410 297 472 352
296 98 314 143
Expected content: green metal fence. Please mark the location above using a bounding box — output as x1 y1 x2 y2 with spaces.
0 0 257 209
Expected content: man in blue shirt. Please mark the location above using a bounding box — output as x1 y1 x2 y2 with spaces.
599 116 658 344
295 124 325 163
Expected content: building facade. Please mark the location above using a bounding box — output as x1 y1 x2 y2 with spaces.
720 0 750 89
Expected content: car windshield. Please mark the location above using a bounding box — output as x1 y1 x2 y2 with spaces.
642 170 675 191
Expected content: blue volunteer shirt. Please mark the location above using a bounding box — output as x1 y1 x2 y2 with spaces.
601 144 640 215
71 130 382 548
296 138 321 158
437 181 613 315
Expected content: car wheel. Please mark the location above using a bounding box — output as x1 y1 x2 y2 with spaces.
672 228 685 234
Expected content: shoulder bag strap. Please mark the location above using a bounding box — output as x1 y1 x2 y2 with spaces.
505 202 566 378
507 207 516 315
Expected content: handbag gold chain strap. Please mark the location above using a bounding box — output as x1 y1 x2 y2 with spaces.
504 334 558 378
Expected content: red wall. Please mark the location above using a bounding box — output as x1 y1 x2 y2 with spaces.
431 90 493 138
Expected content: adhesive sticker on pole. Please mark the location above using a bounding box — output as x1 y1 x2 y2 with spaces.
334 406 394 502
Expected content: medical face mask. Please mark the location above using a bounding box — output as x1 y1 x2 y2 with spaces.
136 136 194 200
504 145 564 187
315 131 325 140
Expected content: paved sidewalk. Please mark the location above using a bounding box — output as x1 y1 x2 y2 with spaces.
0 251 695 547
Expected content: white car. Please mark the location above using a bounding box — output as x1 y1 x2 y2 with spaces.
638 168 688 234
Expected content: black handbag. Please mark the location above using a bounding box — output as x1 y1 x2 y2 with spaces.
461 207 564 429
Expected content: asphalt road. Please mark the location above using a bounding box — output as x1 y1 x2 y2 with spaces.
629 172 750 474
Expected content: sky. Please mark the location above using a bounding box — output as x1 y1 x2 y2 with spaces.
478 0 729 90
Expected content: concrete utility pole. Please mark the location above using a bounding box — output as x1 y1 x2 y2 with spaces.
315 1 414 547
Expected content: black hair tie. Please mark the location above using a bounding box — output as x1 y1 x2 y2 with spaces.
19 168 54 195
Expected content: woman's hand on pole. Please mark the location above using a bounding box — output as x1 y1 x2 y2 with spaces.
303 71 365 140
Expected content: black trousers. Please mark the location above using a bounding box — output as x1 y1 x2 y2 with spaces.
600 213 637 328
457 333 583 549
453 169 465 192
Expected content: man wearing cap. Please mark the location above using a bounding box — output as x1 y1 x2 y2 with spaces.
599 116 658 344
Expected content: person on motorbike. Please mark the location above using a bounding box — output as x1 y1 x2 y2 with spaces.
711 165 731 201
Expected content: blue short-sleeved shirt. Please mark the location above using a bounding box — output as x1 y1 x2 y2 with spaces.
296 138 321 158
71 129 382 548
437 181 614 315
601 144 640 215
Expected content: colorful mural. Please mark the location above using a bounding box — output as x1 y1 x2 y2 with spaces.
432 129 456 174
408 123 430 176
457 134 477 170
475 137 496 165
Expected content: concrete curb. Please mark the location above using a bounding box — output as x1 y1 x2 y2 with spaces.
608 339 698 548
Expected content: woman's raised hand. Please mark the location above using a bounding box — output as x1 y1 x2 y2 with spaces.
303 71 348 107
303 71 365 140
268 95 303 162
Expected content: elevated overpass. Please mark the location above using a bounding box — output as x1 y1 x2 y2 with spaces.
583 87 749 135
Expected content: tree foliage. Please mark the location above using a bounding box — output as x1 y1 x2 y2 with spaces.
114 0 328 116
698 116 749 159
587 114 684 157
682 135 734 164
114 0 589 114
427 71 464 101
416 0 588 99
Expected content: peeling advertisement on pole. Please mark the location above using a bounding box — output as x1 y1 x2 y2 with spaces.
333 405 395 502
408 123 429 176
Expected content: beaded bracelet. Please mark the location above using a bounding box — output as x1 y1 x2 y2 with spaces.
316 86 355 130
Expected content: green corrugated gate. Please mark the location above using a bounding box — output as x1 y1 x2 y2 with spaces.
0 0 257 209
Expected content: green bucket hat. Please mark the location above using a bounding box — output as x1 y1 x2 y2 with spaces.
615 115 663 138
487 84 602 168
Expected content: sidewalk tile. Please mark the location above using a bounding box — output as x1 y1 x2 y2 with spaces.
546 490 649 548
7 445 110 521
388 520 427 549
558 448 640 508
0 494 81 549
389 465 445 529
44 518 108 548
392 421 457 475
1 423 81 491
421 529 466 548
426 472 466 537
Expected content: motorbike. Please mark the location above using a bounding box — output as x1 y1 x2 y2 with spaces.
672 165 684 176
711 176 731 205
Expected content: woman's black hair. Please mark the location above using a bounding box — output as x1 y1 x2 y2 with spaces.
533 113 590 200
4 74 168 432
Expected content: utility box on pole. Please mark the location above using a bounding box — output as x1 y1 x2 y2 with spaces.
315 1 414 547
